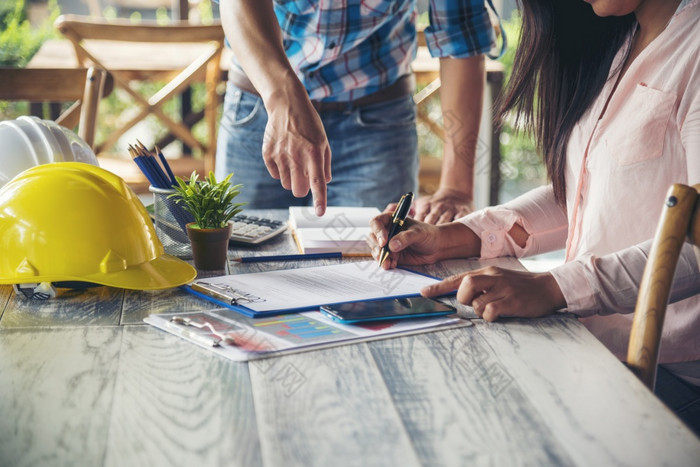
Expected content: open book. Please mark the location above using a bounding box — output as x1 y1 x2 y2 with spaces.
288 206 380 255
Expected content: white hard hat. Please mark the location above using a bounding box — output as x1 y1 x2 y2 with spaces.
0 116 98 188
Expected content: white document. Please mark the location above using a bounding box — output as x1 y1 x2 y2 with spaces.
288 206 380 229
294 227 373 253
288 206 380 254
191 261 441 313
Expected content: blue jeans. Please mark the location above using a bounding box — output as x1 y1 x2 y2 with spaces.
215 82 418 210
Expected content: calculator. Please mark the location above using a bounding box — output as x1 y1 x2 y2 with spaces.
228 215 287 244
147 204 286 246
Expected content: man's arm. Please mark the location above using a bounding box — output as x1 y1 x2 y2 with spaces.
413 55 485 224
219 0 331 215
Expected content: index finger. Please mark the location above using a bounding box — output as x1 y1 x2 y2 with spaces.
309 151 328 216
369 212 394 246
421 273 466 298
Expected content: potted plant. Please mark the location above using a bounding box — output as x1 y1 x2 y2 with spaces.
169 171 245 270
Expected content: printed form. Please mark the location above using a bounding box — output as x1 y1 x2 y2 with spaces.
192 261 441 312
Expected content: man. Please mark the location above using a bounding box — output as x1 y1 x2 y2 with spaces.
216 0 495 223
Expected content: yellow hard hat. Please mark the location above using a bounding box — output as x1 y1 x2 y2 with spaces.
0 162 196 290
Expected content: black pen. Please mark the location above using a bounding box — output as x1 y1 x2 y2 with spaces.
379 192 414 267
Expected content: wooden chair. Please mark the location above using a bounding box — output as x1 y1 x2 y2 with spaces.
628 183 700 389
0 67 112 148
54 14 225 174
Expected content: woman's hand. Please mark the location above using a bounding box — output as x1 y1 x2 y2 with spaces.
368 214 445 268
368 214 481 269
421 266 567 321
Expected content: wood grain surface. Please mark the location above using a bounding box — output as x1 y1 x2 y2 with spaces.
0 285 124 328
472 316 700 466
103 326 262 466
368 326 573 466
249 343 422 467
0 327 122 466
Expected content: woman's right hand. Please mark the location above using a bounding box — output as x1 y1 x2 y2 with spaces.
368 213 449 269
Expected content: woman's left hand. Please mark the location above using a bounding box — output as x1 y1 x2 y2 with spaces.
421 266 567 322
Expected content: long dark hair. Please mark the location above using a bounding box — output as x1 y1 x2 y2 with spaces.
499 0 635 203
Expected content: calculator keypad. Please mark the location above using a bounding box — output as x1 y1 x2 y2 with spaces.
229 215 287 244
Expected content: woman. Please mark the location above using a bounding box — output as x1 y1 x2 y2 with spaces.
369 0 699 431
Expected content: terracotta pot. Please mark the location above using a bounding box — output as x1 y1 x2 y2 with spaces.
186 223 232 270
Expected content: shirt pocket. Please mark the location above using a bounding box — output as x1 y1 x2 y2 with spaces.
605 83 676 166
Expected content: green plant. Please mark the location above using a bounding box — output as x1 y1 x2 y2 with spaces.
0 0 60 119
0 0 59 67
169 171 245 229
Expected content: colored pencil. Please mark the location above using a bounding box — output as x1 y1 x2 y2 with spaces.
129 141 174 188
128 146 158 186
136 140 170 187
155 145 177 185
231 252 369 263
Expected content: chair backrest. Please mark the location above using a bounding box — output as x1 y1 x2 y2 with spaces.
54 14 225 173
628 183 700 389
0 66 112 148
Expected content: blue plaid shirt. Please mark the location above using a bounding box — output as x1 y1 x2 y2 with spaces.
229 0 494 102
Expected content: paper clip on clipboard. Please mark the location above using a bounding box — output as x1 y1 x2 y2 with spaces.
166 315 240 347
189 282 266 306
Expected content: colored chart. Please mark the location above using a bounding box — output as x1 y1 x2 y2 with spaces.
252 314 352 342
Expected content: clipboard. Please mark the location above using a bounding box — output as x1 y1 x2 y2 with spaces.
181 261 449 318
144 307 472 362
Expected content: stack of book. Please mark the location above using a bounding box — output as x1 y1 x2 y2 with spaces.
288 206 380 255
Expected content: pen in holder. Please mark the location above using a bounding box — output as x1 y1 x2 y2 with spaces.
150 185 195 258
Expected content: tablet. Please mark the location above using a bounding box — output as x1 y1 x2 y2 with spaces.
320 296 454 323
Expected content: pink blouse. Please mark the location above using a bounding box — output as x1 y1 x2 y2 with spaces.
459 0 700 365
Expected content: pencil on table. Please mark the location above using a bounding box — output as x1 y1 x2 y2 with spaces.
231 252 370 263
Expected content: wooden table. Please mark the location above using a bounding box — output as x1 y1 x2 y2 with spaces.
27 38 229 79
1 209 698 466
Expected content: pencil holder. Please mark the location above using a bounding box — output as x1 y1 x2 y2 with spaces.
149 186 195 258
